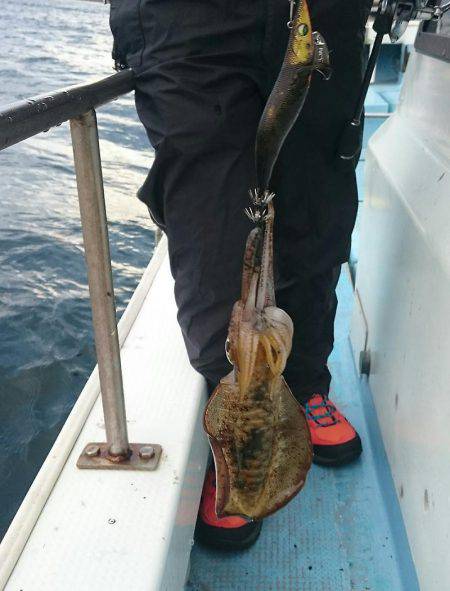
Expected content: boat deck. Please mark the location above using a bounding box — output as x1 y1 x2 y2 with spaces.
186 266 419 591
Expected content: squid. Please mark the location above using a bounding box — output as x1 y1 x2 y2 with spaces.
203 0 331 520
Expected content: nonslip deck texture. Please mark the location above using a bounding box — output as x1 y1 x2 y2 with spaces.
186 268 419 591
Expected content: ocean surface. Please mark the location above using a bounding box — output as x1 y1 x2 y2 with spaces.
0 0 155 537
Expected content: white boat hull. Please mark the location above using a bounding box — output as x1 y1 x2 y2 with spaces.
352 49 450 591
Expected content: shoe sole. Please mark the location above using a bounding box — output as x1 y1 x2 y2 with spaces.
312 434 363 467
195 519 262 551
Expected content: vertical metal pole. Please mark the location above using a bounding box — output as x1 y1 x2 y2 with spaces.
70 109 129 458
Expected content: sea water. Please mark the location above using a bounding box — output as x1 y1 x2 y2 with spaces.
0 0 155 537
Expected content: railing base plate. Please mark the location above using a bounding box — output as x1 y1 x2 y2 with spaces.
77 442 162 471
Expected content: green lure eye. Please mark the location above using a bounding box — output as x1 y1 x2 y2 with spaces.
297 23 309 36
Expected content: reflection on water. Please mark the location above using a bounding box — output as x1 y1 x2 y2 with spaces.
0 0 155 537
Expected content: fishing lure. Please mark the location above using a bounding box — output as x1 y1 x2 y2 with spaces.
204 0 331 520
255 0 331 195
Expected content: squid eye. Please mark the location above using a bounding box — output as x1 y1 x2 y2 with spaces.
225 338 234 365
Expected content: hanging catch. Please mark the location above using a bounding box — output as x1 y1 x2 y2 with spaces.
204 0 330 520
204 203 312 519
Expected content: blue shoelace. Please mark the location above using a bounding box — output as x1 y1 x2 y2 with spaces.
304 395 339 427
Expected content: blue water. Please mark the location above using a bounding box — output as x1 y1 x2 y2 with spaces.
0 0 154 537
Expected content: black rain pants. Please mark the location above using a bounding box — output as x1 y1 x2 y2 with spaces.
110 0 371 402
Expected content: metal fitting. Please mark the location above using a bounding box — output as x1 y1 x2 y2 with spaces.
85 444 100 457
139 446 155 460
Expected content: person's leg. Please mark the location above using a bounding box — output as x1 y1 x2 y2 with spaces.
262 0 371 465
128 0 270 387
272 138 358 403
112 0 268 548
263 0 371 402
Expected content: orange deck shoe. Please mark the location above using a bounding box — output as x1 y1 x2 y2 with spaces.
304 394 362 466
194 468 262 550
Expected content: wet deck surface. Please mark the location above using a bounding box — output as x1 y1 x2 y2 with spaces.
185 267 419 591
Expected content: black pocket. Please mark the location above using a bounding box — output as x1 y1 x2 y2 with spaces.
109 0 145 69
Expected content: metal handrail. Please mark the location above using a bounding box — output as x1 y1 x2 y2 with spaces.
0 69 134 150
70 110 130 458
0 70 162 471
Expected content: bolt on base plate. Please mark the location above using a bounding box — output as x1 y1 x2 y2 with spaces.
77 442 162 471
